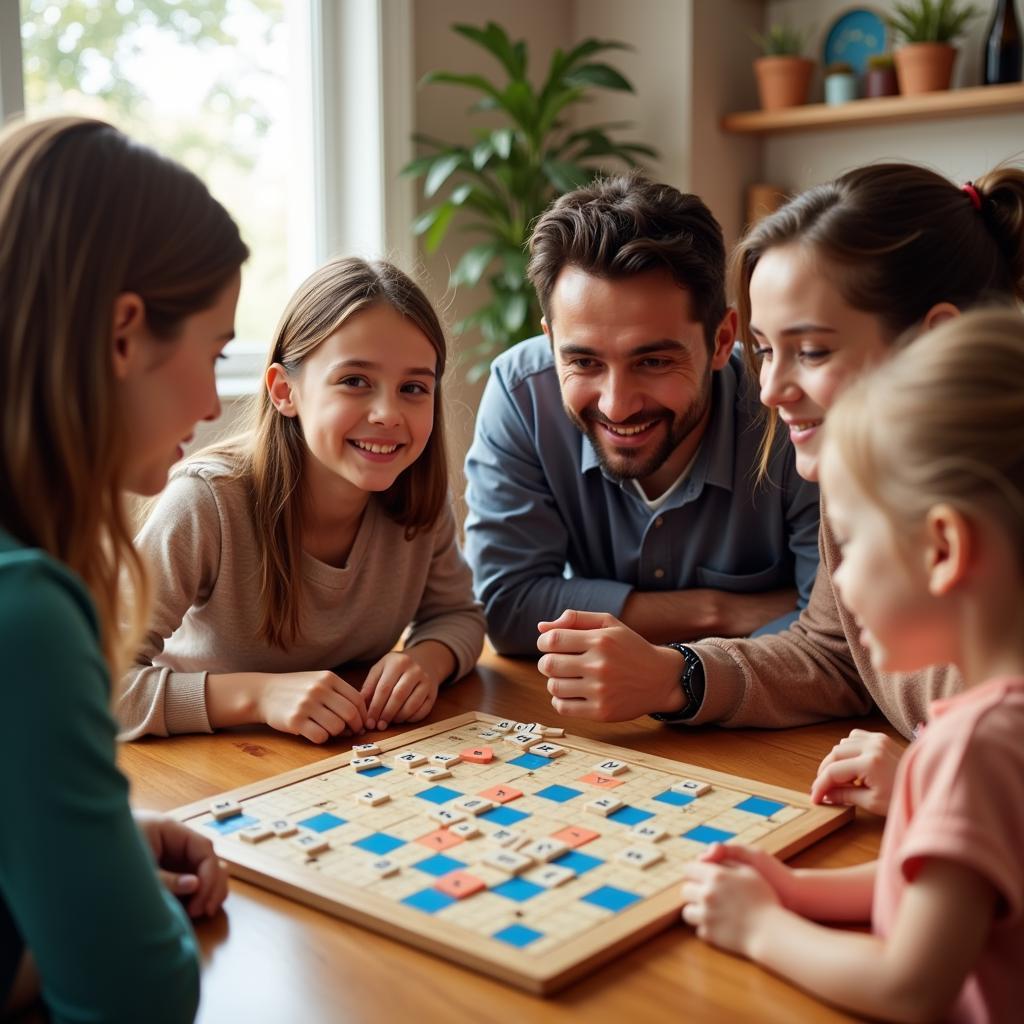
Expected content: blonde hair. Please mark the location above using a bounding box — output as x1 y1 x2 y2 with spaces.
0 117 247 672
198 256 450 650
730 162 1024 479
825 308 1024 569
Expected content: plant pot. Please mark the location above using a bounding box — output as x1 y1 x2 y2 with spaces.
824 72 858 104
894 42 957 94
865 66 899 97
754 56 816 110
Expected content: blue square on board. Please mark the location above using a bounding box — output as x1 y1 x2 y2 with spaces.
494 923 544 948
607 806 654 827
553 850 603 875
581 885 641 913
415 785 463 805
297 812 347 833
402 888 456 914
509 753 551 771
479 806 530 827
359 765 391 778
414 853 466 877
205 813 258 836
653 790 694 808
684 825 735 844
353 832 405 856
735 796 786 817
535 784 581 803
492 878 544 903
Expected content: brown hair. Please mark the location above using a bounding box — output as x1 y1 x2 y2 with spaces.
731 162 1024 475
825 307 1024 571
200 256 449 650
527 173 727 349
0 116 247 671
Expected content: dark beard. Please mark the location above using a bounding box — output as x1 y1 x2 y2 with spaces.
565 372 712 483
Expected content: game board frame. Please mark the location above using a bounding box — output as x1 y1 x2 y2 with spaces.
173 712 852 994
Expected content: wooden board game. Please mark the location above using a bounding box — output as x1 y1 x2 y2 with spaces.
174 713 851 994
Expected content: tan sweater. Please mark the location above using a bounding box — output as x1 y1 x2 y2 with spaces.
691 499 962 739
118 461 485 739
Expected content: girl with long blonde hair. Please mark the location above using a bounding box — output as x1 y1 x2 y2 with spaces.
119 256 484 743
682 308 1024 1022
0 116 246 1021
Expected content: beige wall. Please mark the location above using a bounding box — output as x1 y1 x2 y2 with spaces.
411 0 574 515
689 0 764 246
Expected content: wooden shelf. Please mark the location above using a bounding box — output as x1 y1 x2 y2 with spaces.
721 81 1024 136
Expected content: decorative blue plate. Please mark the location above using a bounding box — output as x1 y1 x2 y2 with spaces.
823 7 888 73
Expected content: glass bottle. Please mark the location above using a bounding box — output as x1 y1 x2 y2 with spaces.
983 0 1023 84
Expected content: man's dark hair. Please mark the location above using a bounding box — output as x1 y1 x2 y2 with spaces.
527 173 726 350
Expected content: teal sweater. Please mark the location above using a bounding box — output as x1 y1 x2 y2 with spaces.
0 531 199 1022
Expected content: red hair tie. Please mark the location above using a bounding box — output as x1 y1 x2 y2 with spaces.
961 182 982 211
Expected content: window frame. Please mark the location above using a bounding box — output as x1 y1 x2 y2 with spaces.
0 0 414 396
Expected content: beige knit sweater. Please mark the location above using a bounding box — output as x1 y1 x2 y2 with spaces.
118 461 485 739
691 500 962 739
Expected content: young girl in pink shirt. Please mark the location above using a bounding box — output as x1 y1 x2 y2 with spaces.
681 308 1024 1023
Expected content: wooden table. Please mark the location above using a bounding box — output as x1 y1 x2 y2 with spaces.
120 648 898 1024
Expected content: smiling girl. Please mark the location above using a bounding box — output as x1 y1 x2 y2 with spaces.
118 257 484 743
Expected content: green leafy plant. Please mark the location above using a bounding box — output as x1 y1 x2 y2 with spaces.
403 22 658 380
867 53 896 70
825 61 855 75
751 23 813 57
888 0 980 43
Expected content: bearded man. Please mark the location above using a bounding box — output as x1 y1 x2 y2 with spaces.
464 175 819 707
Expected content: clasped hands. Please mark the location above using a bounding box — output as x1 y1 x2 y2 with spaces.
536 609 685 721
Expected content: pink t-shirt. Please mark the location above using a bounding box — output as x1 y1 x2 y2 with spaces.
873 677 1024 1023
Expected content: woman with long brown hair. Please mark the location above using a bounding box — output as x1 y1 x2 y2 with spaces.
0 117 246 1020
119 256 484 743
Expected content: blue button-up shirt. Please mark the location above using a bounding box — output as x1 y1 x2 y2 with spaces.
464 336 820 655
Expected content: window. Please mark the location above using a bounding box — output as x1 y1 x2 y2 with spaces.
18 0 293 394
3 0 413 395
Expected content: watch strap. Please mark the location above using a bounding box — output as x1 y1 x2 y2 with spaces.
650 643 705 723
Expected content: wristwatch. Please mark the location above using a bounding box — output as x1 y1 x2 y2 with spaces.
650 643 705 723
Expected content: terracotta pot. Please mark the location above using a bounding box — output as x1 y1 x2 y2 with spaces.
754 56 815 110
865 66 899 98
894 42 957 94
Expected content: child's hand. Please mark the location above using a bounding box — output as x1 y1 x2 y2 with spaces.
698 842 797 904
256 671 367 743
811 728 904 815
362 652 440 730
680 855 781 957
134 811 229 919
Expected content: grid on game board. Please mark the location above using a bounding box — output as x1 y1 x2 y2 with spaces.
202 723 806 955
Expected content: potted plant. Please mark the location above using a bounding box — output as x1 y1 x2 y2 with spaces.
404 22 658 379
865 53 900 97
823 61 858 104
888 0 981 94
751 23 816 110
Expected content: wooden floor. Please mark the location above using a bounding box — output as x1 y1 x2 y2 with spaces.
120 646 897 1023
